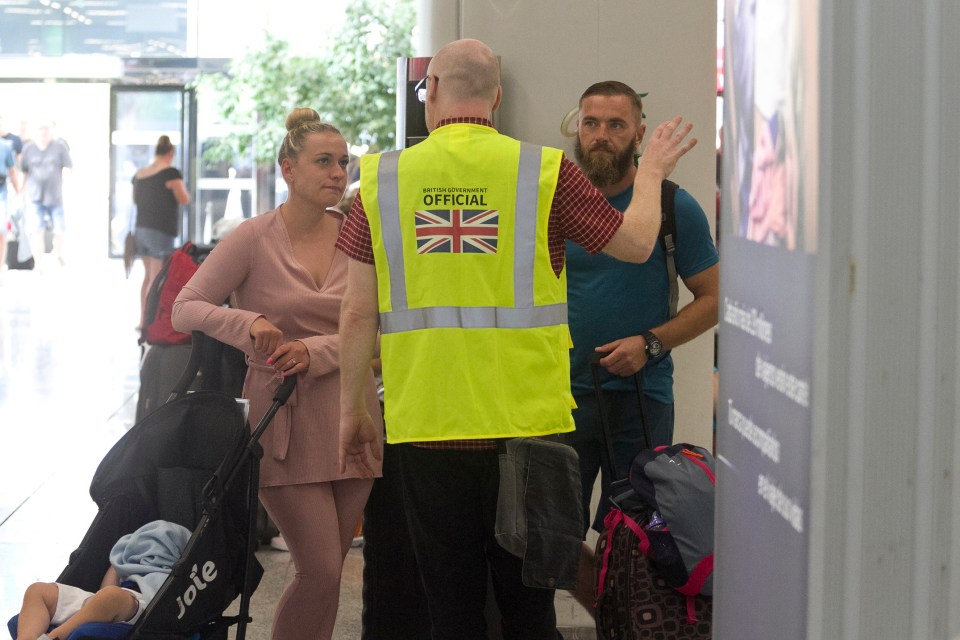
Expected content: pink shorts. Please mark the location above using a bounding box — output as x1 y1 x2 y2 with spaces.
51 583 147 627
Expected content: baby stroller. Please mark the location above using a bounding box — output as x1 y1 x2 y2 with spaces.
8 333 296 640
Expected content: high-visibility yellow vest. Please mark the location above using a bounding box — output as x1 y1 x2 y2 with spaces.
361 123 575 443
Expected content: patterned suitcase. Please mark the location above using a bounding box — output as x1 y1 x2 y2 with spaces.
594 499 712 639
589 356 713 638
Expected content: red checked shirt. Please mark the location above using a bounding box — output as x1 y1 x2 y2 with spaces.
336 118 625 450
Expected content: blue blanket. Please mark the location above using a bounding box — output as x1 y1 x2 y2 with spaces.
109 520 192 601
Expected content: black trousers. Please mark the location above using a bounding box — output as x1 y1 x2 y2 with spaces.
397 445 559 640
362 443 431 639
561 391 674 533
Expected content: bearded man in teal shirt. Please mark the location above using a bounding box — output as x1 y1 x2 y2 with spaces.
563 81 720 538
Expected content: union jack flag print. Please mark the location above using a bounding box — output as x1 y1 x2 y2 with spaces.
414 209 500 254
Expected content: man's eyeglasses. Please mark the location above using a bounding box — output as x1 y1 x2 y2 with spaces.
415 75 429 103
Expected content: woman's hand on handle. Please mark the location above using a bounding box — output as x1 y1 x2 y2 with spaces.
250 317 283 359
268 340 310 377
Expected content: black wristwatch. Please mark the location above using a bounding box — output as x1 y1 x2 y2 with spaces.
642 330 663 360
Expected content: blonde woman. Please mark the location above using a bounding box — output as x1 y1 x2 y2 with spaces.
172 108 382 640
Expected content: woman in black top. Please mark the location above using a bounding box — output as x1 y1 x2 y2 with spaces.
133 135 189 328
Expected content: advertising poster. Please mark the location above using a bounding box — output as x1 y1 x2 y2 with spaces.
715 0 820 637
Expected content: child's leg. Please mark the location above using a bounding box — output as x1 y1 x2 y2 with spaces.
47 586 139 640
16 582 59 640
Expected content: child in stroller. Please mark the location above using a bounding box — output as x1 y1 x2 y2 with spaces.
8 337 297 640
16 520 191 640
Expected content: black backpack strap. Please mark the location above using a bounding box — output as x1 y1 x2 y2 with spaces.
660 180 679 319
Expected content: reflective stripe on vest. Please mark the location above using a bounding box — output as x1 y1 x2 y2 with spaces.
375 142 565 333
376 150 406 311
381 303 568 333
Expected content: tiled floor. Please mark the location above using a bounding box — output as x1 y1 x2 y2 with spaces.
0 253 596 639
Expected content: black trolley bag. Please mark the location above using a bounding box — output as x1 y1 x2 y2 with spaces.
590 355 713 640
135 244 228 423
7 337 297 640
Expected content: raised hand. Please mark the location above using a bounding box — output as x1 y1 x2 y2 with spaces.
638 116 698 179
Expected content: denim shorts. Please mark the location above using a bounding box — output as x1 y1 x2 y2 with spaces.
31 202 65 233
134 227 176 259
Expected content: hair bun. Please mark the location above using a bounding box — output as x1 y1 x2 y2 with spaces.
156 134 175 155
286 108 322 132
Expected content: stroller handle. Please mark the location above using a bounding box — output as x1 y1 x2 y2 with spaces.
249 375 297 446
273 372 297 404
208 374 298 509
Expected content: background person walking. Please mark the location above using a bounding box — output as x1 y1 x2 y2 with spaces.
131 135 189 329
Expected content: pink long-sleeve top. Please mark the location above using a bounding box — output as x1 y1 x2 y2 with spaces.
172 208 383 485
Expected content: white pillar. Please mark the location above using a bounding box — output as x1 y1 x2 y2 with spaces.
414 0 460 56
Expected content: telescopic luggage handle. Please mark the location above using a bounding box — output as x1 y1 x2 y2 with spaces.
588 352 653 484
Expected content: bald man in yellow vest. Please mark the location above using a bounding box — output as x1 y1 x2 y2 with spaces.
337 38 697 639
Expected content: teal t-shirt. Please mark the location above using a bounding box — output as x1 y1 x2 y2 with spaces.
566 183 718 402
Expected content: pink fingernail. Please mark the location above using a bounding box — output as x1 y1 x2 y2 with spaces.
267 357 273 364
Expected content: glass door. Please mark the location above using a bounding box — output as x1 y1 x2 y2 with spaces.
108 86 194 257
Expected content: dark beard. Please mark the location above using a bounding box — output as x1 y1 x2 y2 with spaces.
574 137 636 188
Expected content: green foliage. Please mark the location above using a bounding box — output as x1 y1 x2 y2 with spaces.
195 0 414 165
326 0 416 151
